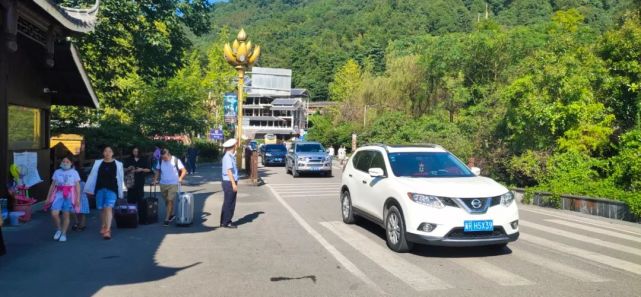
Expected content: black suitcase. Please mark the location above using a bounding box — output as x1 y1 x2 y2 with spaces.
114 199 138 228
138 184 159 225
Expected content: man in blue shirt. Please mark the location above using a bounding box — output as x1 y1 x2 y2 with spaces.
220 138 239 228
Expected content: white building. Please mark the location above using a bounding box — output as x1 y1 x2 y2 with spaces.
243 67 309 140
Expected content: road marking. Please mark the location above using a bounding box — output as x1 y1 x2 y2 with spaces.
546 219 641 244
320 221 452 291
266 185 385 294
268 182 341 188
520 233 641 276
521 220 641 257
520 207 641 236
512 248 610 282
449 258 534 286
281 194 339 198
278 190 340 195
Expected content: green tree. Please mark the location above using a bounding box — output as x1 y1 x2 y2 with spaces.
329 59 362 102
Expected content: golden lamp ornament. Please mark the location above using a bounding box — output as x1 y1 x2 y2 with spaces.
224 28 261 67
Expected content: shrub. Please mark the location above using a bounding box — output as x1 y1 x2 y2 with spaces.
193 139 221 162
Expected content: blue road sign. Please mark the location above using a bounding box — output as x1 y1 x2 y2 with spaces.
209 128 224 140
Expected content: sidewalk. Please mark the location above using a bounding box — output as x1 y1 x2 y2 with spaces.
0 162 265 296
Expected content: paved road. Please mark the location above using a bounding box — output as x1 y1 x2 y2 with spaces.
262 161 641 297
1 160 640 297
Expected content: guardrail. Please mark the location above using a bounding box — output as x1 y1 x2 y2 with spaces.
513 188 639 222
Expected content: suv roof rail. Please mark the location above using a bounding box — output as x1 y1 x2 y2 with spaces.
363 143 387 148
387 143 445 149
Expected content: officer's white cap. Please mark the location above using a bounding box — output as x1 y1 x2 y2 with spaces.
223 138 237 148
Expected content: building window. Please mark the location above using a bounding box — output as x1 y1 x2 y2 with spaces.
8 105 44 150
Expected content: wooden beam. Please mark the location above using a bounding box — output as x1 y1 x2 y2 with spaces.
0 35 8 197
2 0 18 52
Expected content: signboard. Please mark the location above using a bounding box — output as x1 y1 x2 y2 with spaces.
13 152 42 187
209 128 224 140
224 92 238 124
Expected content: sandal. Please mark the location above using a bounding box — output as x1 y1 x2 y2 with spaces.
103 230 111 240
100 227 107 235
72 224 79 231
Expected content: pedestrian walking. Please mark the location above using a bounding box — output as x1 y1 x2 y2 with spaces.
44 156 81 242
125 147 151 203
220 138 239 229
71 163 89 231
85 146 125 240
153 148 187 226
186 144 199 174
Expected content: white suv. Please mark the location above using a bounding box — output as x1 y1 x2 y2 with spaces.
340 144 519 252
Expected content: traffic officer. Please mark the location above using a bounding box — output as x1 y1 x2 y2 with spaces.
220 138 239 228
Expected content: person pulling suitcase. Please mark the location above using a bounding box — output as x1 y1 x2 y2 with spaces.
153 148 187 226
220 139 239 229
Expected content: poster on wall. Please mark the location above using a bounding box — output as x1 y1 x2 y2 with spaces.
224 92 238 124
13 152 43 187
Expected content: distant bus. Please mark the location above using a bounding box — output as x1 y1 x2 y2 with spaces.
264 133 277 145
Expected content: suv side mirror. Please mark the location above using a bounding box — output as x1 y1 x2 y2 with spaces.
288 149 293 153
471 167 481 176
369 168 385 177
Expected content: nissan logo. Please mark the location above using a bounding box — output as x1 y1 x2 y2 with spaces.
471 199 482 209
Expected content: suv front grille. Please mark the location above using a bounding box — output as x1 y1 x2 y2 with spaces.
458 198 491 213
445 226 506 240
438 196 502 210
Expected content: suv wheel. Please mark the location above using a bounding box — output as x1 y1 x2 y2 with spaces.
286 162 291 174
292 167 299 178
385 205 413 253
341 190 357 224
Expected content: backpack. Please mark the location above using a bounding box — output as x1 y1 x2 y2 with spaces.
158 156 181 180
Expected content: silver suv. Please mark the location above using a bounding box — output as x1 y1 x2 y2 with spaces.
286 141 332 177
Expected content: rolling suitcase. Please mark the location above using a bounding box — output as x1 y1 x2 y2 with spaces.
114 199 138 228
138 184 159 225
175 185 194 226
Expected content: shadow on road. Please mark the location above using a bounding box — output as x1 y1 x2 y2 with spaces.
234 211 265 226
0 168 222 296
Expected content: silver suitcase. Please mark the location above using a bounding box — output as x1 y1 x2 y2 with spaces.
175 185 194 226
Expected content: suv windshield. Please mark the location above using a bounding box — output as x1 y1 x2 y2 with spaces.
296 144 325 153
265 145 286 153
388 152 474 177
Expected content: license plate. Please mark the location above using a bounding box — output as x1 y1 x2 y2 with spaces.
464 220 494 232
274 158 281 161
308 167 320 171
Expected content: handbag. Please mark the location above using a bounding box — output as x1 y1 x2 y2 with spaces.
125 171 135 189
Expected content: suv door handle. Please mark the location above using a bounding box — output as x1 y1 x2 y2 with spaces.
348 174 353 177
362 180 367 184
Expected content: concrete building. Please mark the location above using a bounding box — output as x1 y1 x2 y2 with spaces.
243 67 309 140
1 0 99 200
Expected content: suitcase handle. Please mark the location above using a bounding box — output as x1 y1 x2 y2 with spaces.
149 182 157 198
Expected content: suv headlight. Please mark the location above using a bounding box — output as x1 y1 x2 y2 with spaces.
298 157 306 162
407 193 444 209
265 153 272 157
500 191 515 207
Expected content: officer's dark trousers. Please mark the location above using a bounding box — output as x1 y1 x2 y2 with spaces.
221 181 237 226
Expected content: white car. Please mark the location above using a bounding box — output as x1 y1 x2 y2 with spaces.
340 144 519 252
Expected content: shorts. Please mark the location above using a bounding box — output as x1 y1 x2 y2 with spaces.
159 184 178 202
51 192 73 212
96 188 117 210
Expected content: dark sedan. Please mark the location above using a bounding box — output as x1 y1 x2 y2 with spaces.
261 144 287 166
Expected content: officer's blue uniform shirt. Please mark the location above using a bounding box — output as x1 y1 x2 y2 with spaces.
222 152 238 181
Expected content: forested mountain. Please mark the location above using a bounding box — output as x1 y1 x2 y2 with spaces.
197 0 634 100
51 0 641 215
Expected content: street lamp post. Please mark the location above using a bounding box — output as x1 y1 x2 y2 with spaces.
223 28 261 168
